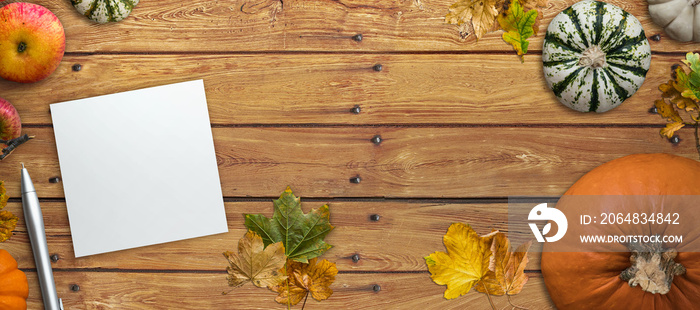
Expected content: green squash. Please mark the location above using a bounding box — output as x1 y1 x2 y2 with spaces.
542 0 651 113
71 0 139 24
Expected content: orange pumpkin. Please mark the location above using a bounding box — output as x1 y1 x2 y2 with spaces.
0 249 28 310
541 153 700 309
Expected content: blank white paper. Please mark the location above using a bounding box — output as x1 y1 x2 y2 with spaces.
50 80 228 257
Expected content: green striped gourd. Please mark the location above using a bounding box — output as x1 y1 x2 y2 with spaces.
542 0 651 113
71 0 139 24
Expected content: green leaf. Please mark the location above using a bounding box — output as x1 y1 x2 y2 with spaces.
245 187 334 263
498 0 538 62
684 52 700 74
676 63 700 101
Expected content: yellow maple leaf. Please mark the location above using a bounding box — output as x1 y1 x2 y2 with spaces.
446 0 500 41
424 223 497 299
223 230 287 289
270 258 338 305
475 232 532 295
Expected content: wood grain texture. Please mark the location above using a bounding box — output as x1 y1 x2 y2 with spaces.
0 127 696 199
2 0 698 309
2 201 544 271
0 54 686 125
33 0 696 53
23 271 555 309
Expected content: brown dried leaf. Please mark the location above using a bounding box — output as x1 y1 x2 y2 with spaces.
660 80 698 112
661 122 686 139
0 181 17 242
271 258 338 305
446 0 500 40
0 181 7 209
655 99 683 124
223 231 287 289
0 210 18 243
475 232 531 296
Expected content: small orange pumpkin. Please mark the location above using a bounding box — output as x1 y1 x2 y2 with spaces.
0 249 28 310
542 153 700 309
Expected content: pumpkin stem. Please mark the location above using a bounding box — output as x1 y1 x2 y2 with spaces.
619 241 686 294
578 45 606 69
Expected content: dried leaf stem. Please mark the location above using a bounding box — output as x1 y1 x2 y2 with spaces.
0 134 33 160
694 122 700 160
480 280 497 310
301 290 309 310
286 259 291 310
506 295 528 310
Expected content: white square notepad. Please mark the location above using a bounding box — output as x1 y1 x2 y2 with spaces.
50 80 228 257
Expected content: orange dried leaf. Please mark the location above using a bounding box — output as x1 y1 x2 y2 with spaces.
223 231 287 289
271 258 338 305
475 232 532 296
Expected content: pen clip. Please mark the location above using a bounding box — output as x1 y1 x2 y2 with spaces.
59 298 64 310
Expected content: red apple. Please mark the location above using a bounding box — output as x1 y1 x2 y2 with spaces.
0 2 65 83
0 97 21 143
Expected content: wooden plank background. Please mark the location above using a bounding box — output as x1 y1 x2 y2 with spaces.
0 0 698 309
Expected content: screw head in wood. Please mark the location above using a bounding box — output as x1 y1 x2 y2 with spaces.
352 34 363 42
70 284 80 292
373 64 383 72
349 176 362 184
648 107 658 114
49 177 62 183
351 254 360 263
350 105 361 114
372 284 381 292
371 135 382 145
72 64 82 72
369 214 380 221
650 34 661 41
50 254 60 263
669 135 681 144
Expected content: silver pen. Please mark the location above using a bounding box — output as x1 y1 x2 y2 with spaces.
21 163 63 310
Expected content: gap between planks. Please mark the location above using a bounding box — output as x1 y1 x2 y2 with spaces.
61 50 691 57
18 268 543 276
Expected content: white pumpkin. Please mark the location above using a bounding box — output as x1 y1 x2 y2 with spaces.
648 0 700 42
542 0 651 113
71 0 139 24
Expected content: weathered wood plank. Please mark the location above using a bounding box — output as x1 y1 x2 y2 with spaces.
0 127 696 198
33 0 695 53
24 271 554 309
2 201 545 271
0 54 684 125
